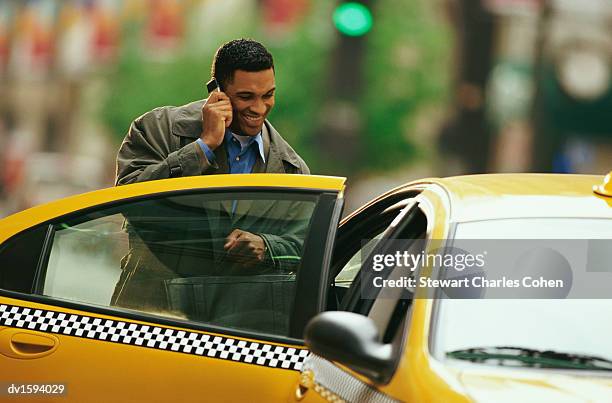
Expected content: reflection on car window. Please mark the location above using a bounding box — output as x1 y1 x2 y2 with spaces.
335 234 384 288
43 192 316 337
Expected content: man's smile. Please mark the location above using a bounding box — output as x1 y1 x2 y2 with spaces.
243 114 263 124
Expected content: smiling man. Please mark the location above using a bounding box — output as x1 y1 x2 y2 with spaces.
114 39 309 280
116 38 309 185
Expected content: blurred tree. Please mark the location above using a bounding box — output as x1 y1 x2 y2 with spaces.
361 0 451 171
258 0 335 169
316 0 451 174
315 0 372 175
102 56 213 143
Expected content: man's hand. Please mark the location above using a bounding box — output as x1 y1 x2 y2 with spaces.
224 229 267 267
201 91 233 150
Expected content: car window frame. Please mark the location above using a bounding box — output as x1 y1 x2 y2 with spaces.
0 186 343 344
335 198 431 385
327 206 408 310
341 201 425 314
327 189 423 307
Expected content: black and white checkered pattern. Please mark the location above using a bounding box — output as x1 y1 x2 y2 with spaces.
0 303 309 371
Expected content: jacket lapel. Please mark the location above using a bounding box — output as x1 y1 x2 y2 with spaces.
264 124 286 174
250 124 269 174
213 143 230 174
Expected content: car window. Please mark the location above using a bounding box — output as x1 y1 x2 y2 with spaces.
0 225 48 293
39 191 317 337
434 217 612 364
331 198 419 299
341 202 427 320
334 233 384 288
328 215 399 311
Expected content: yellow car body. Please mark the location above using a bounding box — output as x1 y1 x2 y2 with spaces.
1 172 611 402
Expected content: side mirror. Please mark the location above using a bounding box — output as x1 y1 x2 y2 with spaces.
304 311 395 384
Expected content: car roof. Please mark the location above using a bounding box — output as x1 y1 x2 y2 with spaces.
429 173 612 222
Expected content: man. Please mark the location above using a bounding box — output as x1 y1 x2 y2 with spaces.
112 39 310 312
116 38 309 262
116 39 308 182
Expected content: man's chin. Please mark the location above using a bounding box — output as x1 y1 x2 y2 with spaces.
240 125 264 136
230 118 264 136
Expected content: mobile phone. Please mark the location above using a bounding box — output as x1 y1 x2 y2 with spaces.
206 78 220 94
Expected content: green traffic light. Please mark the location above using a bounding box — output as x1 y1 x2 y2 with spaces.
333 2 373 37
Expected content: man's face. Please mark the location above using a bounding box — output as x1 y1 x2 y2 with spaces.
224 68 275 136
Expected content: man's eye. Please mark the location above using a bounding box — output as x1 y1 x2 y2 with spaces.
238 96 251 100
263 94 273 99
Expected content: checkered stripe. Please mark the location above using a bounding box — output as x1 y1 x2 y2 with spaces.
0 304 310 371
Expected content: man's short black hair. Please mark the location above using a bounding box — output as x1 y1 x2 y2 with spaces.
212 39 274 89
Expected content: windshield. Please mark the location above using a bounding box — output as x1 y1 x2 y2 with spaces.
434 217 612 366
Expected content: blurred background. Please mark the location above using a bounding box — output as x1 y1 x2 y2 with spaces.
0 0 610 217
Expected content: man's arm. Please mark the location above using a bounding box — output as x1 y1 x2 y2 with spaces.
222 197 313 273
115 110 216 186
259 200 314 272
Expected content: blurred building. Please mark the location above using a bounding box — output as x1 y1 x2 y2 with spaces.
439 0 612 175
0 0 123 215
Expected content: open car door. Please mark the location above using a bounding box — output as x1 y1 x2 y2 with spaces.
0 174 344 402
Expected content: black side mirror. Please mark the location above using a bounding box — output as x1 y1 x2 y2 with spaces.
304 311 395 384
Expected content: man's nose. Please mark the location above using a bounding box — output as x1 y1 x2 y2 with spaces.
250 98 267 115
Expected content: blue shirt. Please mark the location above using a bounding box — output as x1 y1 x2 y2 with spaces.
195 130 265 173
196 131 265 215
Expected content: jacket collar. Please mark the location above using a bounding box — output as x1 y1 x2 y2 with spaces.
262 121 300 172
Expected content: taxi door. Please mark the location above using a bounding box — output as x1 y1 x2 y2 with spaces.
0 174 344 402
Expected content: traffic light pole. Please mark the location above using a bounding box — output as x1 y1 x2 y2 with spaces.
315 0 372 174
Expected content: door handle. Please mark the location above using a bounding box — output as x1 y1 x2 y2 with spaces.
0 328 59 359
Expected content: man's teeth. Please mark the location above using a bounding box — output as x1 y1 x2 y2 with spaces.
244 115 261 121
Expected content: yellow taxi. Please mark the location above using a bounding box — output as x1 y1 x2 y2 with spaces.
298 172 612 403
0 172 611 402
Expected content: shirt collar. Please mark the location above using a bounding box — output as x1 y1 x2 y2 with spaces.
225 130 266 163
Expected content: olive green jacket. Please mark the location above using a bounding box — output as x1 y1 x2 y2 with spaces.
115 99 309 186
112 100 310 312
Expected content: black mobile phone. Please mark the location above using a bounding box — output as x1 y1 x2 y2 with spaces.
206 78 220 94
